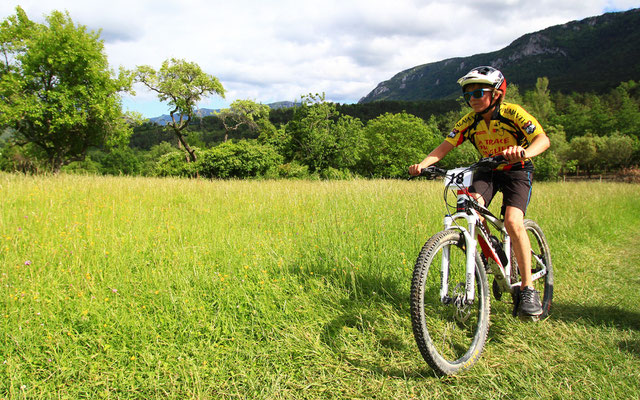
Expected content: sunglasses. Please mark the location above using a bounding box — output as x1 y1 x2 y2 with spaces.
463 88 492 102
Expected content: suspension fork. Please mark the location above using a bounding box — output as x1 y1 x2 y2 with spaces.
441 213 479 304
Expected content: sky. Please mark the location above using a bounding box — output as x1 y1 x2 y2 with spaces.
2 0 639 118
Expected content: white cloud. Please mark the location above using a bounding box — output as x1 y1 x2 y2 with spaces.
2 0 639 116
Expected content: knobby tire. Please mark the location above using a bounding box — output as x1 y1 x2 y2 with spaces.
410 229 490 376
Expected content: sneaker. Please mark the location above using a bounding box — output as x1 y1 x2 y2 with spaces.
519 286 543 316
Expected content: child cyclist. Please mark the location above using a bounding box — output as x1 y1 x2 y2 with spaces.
409 66 550 317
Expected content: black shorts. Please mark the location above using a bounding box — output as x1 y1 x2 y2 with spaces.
469 169 533 216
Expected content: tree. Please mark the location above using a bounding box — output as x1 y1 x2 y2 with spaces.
285 93 364 174
359 112 440 178
217 100 270 142
135 58 225 162
504 83 524 105
612 81 640 139
600 133 636 170
566 134 603 177
524 77 554 125
551 95 591 141
0 7 133 172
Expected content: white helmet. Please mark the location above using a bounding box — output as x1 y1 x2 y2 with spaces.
457 66 507 94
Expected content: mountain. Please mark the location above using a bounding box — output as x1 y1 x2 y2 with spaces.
359 8 640 103
148 101 301 125
148 108 218 125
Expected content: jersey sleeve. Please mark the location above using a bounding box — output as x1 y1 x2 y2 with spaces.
444 112 474 147
512 105 545 142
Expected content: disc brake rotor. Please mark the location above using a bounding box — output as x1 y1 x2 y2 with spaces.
452 283 472 323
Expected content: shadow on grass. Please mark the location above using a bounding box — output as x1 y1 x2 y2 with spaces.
619 339 640 358
552 303 640 358
550 302 640 331
320 304 438 379
287 256 438 379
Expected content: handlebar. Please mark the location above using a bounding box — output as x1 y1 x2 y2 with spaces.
418 165 447 178
415 151 525 179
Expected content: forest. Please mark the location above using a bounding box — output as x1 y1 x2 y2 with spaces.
3 80 640 181
1 7 639 181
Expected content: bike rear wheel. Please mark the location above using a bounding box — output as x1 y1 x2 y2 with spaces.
410 229 490 376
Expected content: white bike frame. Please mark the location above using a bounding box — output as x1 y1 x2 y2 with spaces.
437 168 548 305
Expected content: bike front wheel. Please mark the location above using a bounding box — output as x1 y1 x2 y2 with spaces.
410 229 490 376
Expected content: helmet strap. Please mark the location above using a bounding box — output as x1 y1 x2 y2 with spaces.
478 90 502 115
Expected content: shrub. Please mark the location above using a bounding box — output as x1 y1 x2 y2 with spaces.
61 156 102 175
100 147 141 176
277 161 310 179
139 142 180 176
153 150 199 177
0 143 45 173
533 152 562 181
198 140 282 179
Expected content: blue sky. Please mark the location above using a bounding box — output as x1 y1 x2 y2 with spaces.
2 0 639 118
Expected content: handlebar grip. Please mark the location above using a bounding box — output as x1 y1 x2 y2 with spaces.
420 166 447 177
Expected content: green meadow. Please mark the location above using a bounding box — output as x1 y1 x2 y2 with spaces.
1 173 639 399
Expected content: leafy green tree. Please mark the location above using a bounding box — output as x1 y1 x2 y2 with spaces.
600 133 636 170
285 93 364 174
504 83 524 105
566 134 604 176
612 81 640 139
99 146 141 176
551 95 591 140
524 77 554 125
587 95 615 136
544 124 569 156
258 124 288 154
438 141 479 170
135 58 225 162
0 7 133 172
359 112 440 178
217 100 271 142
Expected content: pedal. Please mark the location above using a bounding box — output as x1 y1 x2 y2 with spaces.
492 279 502 301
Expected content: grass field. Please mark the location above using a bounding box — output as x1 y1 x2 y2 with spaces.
1 173 639 399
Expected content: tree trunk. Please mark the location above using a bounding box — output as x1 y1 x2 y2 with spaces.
177 134 197 163
50 154 63 174
175 133 199 178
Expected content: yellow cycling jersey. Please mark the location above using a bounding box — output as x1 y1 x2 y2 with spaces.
445 102 544 171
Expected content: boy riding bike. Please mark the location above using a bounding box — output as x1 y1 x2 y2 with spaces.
409 66 550 317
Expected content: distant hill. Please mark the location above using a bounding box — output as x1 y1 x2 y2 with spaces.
359 8 640 103
148 101 300 125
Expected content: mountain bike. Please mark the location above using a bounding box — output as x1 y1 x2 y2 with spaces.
409 155 553 376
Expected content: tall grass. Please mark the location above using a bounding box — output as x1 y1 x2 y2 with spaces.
1 174 639 399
